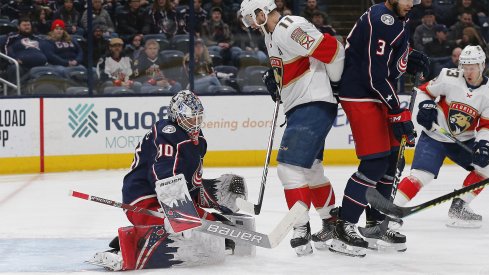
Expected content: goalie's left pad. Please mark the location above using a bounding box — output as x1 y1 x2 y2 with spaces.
88 225 225 270
198 174 248 213
155 174 202 233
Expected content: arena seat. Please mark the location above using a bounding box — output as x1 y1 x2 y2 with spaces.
171 34 191 53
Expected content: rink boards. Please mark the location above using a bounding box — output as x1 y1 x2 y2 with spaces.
0 95 420 174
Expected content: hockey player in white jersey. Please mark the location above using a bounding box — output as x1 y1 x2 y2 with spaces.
395 45 488 228
239 0 345 256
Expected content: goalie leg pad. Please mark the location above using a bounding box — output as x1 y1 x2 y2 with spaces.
222 213 257 256
117 225 225 270
200 174 248 213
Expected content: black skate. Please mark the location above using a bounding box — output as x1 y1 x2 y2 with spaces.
290 222 313 256
446 198 482 229
311 217 336 250
329 220 368 257
363 220 407 252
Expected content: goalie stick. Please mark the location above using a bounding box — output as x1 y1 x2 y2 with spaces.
69 190 307 249
366 177 489 218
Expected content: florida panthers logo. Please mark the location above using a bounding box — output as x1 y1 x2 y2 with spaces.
269 57 283 89
448 102 477 135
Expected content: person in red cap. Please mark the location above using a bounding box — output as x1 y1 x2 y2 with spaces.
43 18 85 74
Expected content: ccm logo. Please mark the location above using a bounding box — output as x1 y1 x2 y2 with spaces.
389 115 402 122
205 224 263 244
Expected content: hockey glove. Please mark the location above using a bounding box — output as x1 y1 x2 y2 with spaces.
473 140 489 167
198 174 248 213
407 49 431 78
417 100 438 130
388 108 417 147
262 68 281 103
330 80 341 98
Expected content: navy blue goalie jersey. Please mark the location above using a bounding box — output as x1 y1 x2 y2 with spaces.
340 3 411 110
122 119 207 205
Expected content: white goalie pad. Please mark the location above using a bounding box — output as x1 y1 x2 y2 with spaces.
201 174 248 213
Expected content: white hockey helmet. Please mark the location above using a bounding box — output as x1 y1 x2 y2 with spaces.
239 0 276 28
458 45 486 74
169 90 204 143
413 0 421 5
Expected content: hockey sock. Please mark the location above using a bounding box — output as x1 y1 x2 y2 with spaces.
368 175 394 221
310 183 335 219
459 171 486 203
284 187 311 225
395 176 422 206
340 172 376 223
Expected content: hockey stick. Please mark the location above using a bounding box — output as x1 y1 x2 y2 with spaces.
431 123 472 154
366 177 489 218
236 83 281 215
69 190 307 249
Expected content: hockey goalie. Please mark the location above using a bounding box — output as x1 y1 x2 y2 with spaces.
88 90 249 270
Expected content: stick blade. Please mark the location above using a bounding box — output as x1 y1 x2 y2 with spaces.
267 201 308 248
236 198 258 215
366 188 405 218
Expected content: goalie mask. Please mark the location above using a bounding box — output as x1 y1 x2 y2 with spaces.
459 45 486 81
239 0 276 30
169 90 204 144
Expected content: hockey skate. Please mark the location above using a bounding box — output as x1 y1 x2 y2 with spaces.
446 198 482 229
87 249 123 271
311 217 335 250
363 220 407 252
290 222 313 256
329 220 368 257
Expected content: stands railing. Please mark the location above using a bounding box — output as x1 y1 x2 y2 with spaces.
0 52 20 96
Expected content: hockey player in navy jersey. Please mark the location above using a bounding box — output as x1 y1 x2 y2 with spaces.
395 45 488 229
240 0 345 256
89 90 248 270
330 0 431 257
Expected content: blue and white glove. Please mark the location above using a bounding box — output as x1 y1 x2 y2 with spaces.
417 100 438 130
262 68 281 103
473 140 489 167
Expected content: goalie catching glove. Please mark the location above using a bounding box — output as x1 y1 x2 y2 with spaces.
198 174 248 213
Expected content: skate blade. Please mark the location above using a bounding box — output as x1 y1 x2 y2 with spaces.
313 239 332 251
365 238 407 252
294 243 313 256
446 219 482 229
329 239 366 257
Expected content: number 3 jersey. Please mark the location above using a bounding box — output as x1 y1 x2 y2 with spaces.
122 119 207 205
264 15 344 113
417 68 489 142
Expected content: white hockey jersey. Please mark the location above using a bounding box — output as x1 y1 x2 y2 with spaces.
417 68 489 143
264 15 344 112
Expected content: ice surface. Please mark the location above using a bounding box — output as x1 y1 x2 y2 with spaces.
0 166 488 274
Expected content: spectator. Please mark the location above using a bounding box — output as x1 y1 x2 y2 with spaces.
301 0 320 22
183 38 221 93
425 24 457 58
413 9 436 51
31 6 51 34
408 0 435 37
132 39 182 93
232 15 268 65
81 0 115 34
43 19 84 72
459 26 488 51
124 33 144 60
448 10 482 42
203 0 231 23
116 0 146 42
82 24 109 67
311 11 336 36
275 0 292 16
53 0 83 35
453 0 488 28
176 0 208 36
442 46 462 69
202 7 235 65
142 0 178 38
432 0 457 27
97 37 140 90
4 17 47 82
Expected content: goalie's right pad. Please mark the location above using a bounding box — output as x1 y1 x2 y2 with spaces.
96 225 225 270
199 174 248 213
